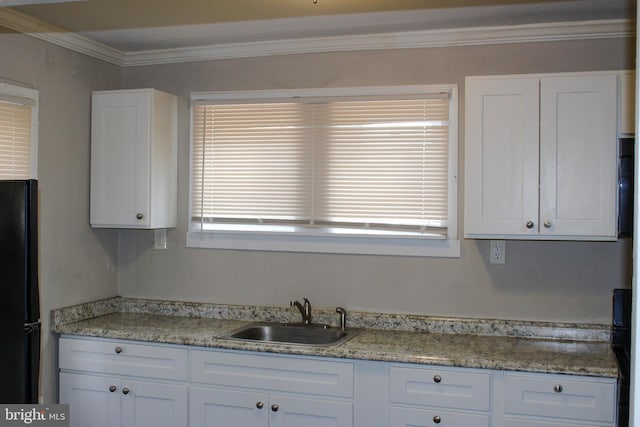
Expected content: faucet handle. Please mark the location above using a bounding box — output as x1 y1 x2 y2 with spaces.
336 307 347 331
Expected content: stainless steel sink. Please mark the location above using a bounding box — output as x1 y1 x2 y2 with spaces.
222 322 361 346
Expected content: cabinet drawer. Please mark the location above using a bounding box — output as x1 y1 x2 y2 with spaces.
390 406 490 427
59 337 188 381
191 349 354 398
504 373 616 423
389 366 491 411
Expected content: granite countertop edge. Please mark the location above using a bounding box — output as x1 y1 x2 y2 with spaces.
51 297 619 379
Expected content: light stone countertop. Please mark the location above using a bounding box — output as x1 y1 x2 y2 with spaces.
51 297 619 378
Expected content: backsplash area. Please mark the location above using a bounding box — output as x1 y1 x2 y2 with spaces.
52 296 610 342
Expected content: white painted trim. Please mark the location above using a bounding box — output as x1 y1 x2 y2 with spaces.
0 8 124 65
0 7 633 67
186 231 461 258
123 19 634 67
0 0 85 5
191 84 456 102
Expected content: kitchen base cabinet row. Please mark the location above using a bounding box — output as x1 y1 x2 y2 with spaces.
58 336 617 427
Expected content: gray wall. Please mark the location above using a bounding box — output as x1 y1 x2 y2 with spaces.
1 28 634 403
0 29 121 403
119 37 635 324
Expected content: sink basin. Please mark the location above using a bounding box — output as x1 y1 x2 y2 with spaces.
222 322 361 346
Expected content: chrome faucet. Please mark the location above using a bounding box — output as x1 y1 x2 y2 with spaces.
290 298 312 325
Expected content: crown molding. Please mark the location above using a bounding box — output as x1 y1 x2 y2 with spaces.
0 8 124 65
0 7 634 67
123 19 635 67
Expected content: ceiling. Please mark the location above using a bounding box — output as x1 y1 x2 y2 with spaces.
3 0 635 51
0 0 635 66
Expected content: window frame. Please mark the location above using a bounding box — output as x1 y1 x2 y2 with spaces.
0 82 39 179
187 85 459 257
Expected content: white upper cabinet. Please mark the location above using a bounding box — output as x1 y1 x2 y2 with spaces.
464 73 619 240
90 88 178 229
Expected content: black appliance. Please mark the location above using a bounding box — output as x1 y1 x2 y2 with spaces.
0 179 40 403
619 137 634 237
612 288 631 427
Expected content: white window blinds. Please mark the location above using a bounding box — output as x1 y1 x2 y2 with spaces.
0 100 33 179
0 84 37 180
192 91 452 236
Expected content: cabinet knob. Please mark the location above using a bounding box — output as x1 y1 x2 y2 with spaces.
553 384 563 393
526 221 535 229
271 404 279 412
122 387 130 395
256 402 264 409
544 220 552 229
136 213 144 220
109 385 117 393
433 375 442 383
115 346 123 354
433 415 442 424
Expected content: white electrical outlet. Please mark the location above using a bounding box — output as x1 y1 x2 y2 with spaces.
154 229 167 250
489 240 506 264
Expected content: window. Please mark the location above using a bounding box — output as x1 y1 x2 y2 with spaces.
189 86 458 257
0 83 38 179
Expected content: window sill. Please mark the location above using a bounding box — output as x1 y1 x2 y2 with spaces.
186 229 460 258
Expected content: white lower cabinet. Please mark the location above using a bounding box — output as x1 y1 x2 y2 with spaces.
189 349 354 427
388 365 491 427
59 373 121 427
501 372 617 427
58 337 188 427
190 387 267 427
60 373 188 427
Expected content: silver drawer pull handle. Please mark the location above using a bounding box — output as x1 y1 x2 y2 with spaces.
256 402 264 409
115 346 123 354
122 387 130 395
136 213 144 220
526 221 535 229
271 404 279 412
433 375 442 383
109 385 117 393
433 415 441 424
553 384 563 393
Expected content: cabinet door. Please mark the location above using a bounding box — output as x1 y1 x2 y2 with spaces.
121 380 188 427
539 75 617 239
91 90 151 227
464 77 540 237
269 394 353 427
190 386 268 427
59 372 121 427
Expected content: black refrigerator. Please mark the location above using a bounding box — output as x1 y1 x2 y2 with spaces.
0 179 40 403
